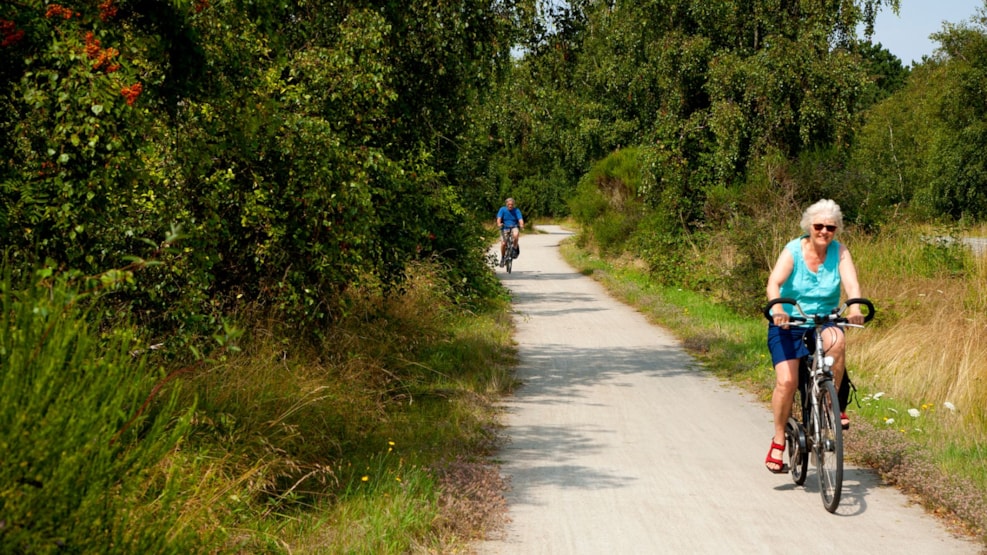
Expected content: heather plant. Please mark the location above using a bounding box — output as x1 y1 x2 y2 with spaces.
0 261 196 553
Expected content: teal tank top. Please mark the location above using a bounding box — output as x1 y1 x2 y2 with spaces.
779 237 842 317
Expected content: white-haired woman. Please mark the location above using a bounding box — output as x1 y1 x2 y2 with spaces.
763 199 864 473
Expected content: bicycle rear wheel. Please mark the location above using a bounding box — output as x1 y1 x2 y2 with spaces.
785 418 807 485
505 238 513 273
815 379 844 512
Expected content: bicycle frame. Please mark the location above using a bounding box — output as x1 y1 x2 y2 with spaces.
502 227 517 273
763 297 875 512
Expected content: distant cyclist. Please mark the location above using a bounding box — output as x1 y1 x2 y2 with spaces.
496 197 524 267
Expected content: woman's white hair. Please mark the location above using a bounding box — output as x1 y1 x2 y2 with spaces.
799 199 843 234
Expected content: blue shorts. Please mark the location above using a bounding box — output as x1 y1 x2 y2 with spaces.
767 324 813 366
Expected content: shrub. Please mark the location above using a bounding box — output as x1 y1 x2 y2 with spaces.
568 147 647 254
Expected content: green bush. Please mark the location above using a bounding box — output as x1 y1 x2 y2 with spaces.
568 147 647 254
0 263 196 553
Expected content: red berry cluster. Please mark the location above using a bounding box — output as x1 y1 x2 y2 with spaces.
194 0 210 14
45 4 77 20
84 31 120 73
99 0 119 22
1 19 25 47
120 82 143 106
38 160 56 177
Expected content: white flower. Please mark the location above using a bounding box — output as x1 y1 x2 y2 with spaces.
908 408 920 418
885 418 895 425
888 407 898 414
944 401 957 412
874 392 885 399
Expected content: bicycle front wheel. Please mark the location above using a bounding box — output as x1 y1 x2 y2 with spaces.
815 379 844 512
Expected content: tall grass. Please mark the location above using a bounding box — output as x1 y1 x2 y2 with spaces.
165 261 515 552
849 227 987 436
0 263 197 552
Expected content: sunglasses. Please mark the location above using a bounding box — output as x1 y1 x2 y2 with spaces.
812 223 837 232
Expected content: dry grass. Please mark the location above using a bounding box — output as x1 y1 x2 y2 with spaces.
849 230 987 437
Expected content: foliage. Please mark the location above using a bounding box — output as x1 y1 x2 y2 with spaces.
569 147 647 254
0 261 195 552
850 61 946 226
471 0 900 224
925 16 987 220
854 40 910 110
0 0 524 339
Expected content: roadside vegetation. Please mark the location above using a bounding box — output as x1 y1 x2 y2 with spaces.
5 0 987 551
1 256 515 552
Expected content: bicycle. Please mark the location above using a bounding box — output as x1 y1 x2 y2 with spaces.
501 227 518 273
762 297 875 513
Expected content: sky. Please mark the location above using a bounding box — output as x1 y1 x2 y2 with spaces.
868 1 984 66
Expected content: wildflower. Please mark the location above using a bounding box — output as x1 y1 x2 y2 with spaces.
884 417 895 425
873 392 885 399
361 475 369 482
944 401 956 412
908 408 920 418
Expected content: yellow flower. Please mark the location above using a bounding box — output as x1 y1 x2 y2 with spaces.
361 475 369 482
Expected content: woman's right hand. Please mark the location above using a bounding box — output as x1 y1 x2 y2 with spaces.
772 312 790 329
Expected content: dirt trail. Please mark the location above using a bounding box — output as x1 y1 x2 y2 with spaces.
476 225 980 554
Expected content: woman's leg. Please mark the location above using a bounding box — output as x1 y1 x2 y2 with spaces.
769 358 800 470
821 326 848 390
821 325 851 427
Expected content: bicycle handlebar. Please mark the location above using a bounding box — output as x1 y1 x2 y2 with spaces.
762 297 875 325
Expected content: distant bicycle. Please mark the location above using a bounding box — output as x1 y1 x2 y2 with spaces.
501 227 518 273
762 297 875 513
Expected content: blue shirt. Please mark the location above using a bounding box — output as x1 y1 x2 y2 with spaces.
779 236 842 317
497 206 523 228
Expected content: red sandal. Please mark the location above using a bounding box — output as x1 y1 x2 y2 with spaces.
765 440 789 474
841 412 850 430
